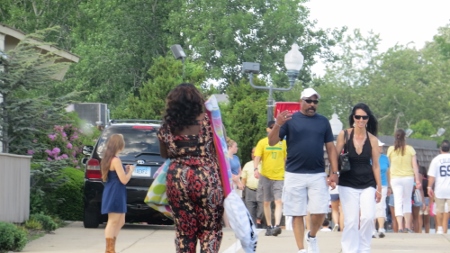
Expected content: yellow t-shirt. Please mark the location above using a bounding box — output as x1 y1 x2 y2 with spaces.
254 137 287 180
387 145 416 178
241 161 261 190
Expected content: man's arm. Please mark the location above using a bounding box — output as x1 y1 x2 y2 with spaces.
268 125 281 146
253 156 262 179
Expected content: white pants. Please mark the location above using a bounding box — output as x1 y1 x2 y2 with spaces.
339 186 376 253
391 176 414 216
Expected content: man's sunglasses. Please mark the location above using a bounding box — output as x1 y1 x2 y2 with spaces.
354 115 369 120
303 99 319 105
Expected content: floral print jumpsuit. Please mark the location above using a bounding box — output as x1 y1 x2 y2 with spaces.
157 115 224 253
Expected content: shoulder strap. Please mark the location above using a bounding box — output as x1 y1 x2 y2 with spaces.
343 130 348 153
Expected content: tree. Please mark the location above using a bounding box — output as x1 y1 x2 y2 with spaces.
0 29 78 153
114 56 207 120
166 0 342 89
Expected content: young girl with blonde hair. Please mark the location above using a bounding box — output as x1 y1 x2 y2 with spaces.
101 134 135 253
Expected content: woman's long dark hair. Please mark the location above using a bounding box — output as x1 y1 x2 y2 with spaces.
394 129 406 155
348 103 378 136
163 83 205 133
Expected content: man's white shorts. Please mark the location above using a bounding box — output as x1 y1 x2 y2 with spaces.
282 171 329 216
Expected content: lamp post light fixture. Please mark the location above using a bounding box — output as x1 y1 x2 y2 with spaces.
431 127 446 137
170 44 186 81
329 113 343 140
242 43 304 122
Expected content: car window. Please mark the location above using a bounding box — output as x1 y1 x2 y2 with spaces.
96 125 160 158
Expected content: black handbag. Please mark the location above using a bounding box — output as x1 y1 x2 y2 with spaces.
338 130 351 173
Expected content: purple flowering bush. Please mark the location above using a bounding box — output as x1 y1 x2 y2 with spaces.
31 124 94 167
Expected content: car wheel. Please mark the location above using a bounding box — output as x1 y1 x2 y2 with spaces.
83 209 100 228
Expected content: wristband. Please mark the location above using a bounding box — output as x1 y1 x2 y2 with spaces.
254 168 259 171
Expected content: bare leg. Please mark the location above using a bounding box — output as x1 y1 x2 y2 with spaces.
105 213 123 239
412 206 420 232
377 217 385 231
274 199 283 226
309 213 326 237
395 215 404 231
424 214 430 233
390 206 398 232
263 201 272 227
292 216 305 250
443 212 449 233
331 200 340 228
339 204 344 231
404 212 412 230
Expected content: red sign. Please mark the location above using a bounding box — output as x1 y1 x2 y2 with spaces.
274 102 300 118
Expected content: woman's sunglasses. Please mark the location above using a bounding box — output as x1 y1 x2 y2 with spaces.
354 115 369 120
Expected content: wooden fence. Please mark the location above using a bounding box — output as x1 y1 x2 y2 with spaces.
0 153 31 223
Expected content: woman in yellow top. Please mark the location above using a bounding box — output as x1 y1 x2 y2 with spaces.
387 129 421 233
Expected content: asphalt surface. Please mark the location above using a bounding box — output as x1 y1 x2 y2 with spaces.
21 221 450 253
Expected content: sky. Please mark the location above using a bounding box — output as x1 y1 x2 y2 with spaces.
306 0 450 51
305 0 450 74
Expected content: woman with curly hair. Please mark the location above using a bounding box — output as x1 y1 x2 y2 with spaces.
158 83 224 253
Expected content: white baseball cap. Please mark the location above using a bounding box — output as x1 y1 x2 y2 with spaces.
378 139 385 146
300 88 320 99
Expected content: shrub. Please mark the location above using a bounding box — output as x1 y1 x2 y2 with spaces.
54 168 84 221
25 219 43 231
0 222 27 252
30 214 57 232
30 160 69 215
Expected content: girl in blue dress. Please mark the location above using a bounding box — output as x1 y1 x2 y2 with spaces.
100 134 135 253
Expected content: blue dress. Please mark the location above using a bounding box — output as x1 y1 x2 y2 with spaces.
101 165 127 214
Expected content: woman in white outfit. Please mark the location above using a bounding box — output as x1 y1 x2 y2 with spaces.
336 103 382 253
387 129 421 233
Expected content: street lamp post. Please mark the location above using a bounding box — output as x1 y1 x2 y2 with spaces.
170 44 186 81
242 43 304 122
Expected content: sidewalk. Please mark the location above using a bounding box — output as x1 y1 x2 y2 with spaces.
21 222 450 253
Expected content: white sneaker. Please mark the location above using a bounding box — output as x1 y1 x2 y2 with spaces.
332 224 339 232
437 226 444 234
378 228 386 238
372 231 377 238
306 233 320 253
298 250 307 253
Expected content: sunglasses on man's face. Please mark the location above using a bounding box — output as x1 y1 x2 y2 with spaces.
354 115 369 120
303 99 319 105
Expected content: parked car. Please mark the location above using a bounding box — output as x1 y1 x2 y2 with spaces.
82 119 173 228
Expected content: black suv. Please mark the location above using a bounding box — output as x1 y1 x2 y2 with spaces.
82 120 173 228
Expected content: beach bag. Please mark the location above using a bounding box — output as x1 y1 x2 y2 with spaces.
143 159 173 220
205 95 257 252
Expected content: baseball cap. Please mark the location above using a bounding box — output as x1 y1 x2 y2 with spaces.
378 139 385 146
267 120 275 128
300 88 320 99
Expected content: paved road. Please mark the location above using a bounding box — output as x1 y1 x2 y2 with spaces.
22 221 450 253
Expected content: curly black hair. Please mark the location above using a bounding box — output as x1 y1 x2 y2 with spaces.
163 83 205 133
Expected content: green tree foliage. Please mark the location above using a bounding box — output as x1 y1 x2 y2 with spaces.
221 78 269 161
113 56 207 119
166 0 342 89
0 28 79 153
0 0 84 50
317 26 450 140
